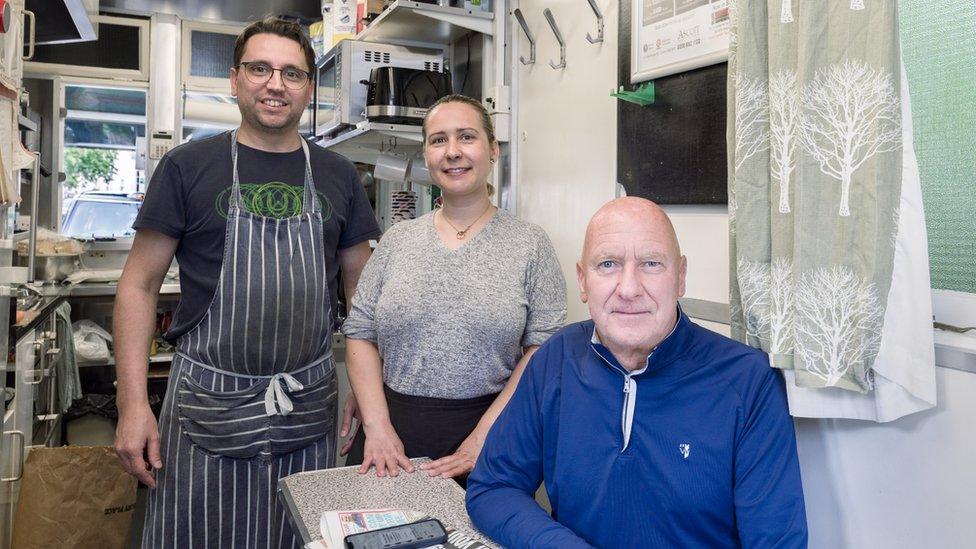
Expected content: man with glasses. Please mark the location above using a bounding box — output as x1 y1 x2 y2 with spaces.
113 17 380 548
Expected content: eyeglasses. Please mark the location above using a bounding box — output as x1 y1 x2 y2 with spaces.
237 61 311 89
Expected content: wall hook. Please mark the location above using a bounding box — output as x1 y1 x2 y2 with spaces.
513 9 536 65
543 8 566 70
584 0 604 43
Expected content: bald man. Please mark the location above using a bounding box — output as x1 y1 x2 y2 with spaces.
466 198 806 548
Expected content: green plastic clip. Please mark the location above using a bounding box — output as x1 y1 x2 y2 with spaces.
611 82 655 106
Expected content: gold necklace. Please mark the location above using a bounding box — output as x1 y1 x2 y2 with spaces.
439 203 493 240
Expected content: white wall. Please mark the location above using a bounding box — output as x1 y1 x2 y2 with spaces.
514 2 731 323
514 2 976 547
796 366 976 548
514 0 618 322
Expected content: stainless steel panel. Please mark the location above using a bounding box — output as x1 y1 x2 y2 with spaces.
27 256 80 282
678 297 730 325
101 0 320 22
935 343 976 375
67 282 181 296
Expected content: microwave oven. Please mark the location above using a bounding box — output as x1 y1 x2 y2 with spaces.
315 41 446 138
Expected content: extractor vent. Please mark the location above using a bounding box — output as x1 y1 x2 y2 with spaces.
364 50 392 64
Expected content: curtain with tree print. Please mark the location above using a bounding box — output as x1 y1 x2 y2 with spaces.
727 0 936 421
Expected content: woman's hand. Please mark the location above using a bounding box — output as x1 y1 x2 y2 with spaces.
421 432 483 479
359 421 414 477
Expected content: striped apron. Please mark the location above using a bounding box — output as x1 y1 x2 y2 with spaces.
142 131 338 548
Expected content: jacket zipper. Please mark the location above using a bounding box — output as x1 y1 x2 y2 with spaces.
591 344 637 453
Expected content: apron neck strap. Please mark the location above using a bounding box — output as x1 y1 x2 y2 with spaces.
298 137 318 215
229 129 318 215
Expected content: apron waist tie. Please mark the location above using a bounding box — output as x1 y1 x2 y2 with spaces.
172 351 334 378
172 351 335 418
265 373 304 416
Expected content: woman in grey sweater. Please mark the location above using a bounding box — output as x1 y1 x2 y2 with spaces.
342 95 567 484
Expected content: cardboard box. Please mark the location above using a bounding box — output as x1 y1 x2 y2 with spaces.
330 0 357 44
366 0 386 15
356 0 366 34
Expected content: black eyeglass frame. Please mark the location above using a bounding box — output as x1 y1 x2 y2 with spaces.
236 61 313 89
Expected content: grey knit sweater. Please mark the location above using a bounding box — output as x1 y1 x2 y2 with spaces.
342 209 567 399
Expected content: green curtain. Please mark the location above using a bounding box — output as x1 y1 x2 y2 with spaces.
728 0 903 393
899 1 976 293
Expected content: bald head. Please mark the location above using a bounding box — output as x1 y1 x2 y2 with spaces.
582 197 681 261
576 197 687 370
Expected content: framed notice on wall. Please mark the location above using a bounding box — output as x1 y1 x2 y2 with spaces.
631 0 731 83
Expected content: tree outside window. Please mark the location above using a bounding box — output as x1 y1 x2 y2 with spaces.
64 147 119 192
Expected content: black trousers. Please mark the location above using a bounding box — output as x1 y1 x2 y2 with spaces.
345 385 497 488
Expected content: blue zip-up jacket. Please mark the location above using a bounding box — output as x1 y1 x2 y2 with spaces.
466 314 807 548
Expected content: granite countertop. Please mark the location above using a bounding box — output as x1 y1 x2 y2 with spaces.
278 457 496 547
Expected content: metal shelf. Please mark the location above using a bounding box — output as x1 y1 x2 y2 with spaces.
148 363 172 379
149 352 175 364
312 2 495 164
317 122 423 165
358 0 493 47
18 115 38 132
68 282 181 297
78 351 175 369
314 2 492 67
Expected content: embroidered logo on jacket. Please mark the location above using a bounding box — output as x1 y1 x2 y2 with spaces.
679 443 691 459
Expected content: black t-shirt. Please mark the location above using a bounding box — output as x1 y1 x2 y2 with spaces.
134 132 381 343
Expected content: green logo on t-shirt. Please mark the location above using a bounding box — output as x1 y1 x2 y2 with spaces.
216 182 334 221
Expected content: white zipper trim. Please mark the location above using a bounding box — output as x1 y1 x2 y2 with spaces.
622 375 638 451
591 344 647 453
588 315 680 453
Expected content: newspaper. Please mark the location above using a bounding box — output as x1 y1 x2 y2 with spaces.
319 508 493 549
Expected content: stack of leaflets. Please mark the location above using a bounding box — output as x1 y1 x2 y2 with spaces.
316 508 493 549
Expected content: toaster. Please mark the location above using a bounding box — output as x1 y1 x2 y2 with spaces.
315 41 444 137
365 67 453 125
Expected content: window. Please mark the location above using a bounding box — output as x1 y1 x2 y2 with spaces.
25 15 150 81
181 91 239 143
61 197 141 239
65 85 147 148
181 21 246 93
189 31 238 79
900 2 976 296
900 1 976 349
62 84 147 220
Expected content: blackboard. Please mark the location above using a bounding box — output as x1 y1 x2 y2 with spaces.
617 1 729 204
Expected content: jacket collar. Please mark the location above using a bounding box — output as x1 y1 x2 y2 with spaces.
588 305 697 380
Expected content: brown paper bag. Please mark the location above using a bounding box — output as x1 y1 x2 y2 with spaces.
11 446 137 549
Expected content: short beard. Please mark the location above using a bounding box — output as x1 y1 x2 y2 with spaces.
239 102 302 134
